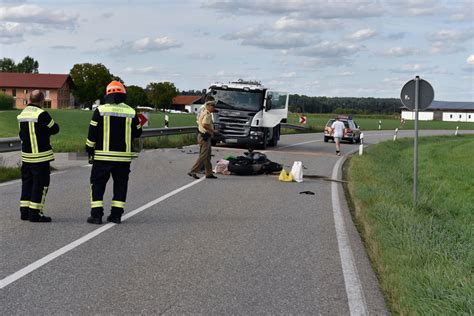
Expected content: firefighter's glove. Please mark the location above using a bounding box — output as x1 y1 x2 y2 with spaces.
85 146 95 164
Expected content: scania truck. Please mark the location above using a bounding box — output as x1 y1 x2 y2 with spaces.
207 79 289 149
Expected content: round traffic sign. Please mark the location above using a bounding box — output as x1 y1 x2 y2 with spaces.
400 78 434 110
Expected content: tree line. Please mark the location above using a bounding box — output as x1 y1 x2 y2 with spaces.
1 57 402 113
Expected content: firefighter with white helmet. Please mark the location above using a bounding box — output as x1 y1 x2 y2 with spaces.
85 81 142 224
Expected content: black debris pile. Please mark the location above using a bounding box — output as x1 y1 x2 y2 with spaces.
227 149 282 176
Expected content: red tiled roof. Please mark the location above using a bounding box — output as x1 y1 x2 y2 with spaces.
172 95 202 105
0 72 74 89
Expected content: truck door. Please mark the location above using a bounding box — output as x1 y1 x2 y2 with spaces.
262 91 289 128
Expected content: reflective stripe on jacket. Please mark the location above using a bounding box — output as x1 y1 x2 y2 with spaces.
17 105 59 163
86 103 142 162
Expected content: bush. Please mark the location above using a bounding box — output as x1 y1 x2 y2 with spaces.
0 93 15 110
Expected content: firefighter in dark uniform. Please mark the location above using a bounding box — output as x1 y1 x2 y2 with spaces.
17 90 59 222
85 81 142 224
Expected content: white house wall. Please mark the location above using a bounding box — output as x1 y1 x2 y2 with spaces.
442 112 474 122
401 111 434 121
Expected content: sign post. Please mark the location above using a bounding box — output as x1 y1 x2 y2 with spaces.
400 76 434 207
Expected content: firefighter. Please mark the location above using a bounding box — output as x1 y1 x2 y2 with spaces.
85 81 142 224
17 90 59 222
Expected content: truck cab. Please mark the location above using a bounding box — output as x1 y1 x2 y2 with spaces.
208 79 289 149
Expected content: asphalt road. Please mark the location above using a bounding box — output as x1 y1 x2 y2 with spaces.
1 130 470 314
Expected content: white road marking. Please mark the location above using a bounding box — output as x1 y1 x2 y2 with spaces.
0 177 205 290
331 152 368 315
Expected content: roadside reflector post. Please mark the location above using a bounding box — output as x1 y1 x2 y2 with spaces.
359 132 364 156
378 120 382 130
455 126 459 136
393 128 399 141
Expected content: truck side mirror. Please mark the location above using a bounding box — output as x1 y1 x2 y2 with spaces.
265 93 273 112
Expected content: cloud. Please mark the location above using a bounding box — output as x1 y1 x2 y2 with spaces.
294 41 363 58
202 0 383 18
0 4 78 26
427 29 474 54
297 57 353 69
187 53 215 60
0 22 24 43
386 32 405 40
117 36 182 53
388 0 443 16
50 45 75 50
337 71 355 76
467 54 474 65
241 33 309 49
383 47 416 57
390 63 449 74
122 66 161 75
221 27 260 40
347 28 376 41
273 16 341 32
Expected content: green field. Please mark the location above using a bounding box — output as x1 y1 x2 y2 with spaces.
0 166 21 182
1 110 473 152
345 135 474 314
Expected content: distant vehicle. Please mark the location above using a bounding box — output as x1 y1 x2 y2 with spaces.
324 116 361 143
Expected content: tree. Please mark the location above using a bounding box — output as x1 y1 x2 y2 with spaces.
0 56 39 73
16 56 39 73
146 82 178 110
0 58 17 72
126 85 148 108
69 63 114 107
0 93 15 110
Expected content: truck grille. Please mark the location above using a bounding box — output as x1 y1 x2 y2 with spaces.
215 111 253 137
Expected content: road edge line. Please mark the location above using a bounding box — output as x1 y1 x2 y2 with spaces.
331 151 368 315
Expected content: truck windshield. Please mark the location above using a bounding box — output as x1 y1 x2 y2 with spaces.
212 88 264 112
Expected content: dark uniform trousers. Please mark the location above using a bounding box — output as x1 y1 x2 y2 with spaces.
90 161 130 218
20 162 50 215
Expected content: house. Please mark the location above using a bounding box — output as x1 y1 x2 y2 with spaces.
0 72 75 109
171 95 203 113
401 100 474 122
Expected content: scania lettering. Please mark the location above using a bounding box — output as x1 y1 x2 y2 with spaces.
208 80 289 148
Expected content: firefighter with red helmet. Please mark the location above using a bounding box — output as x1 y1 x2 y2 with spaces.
85 81 142 224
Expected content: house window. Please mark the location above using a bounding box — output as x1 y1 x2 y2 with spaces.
23 100 28 105
45 90 50 100
469 115 472 119
44 100 51 108
24 89 28 94
12 89 16 97
459 114 462 119
450 114 453 118
1 89 5 93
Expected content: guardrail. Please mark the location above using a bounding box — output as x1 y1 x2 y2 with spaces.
0 137 21 153
0 123 309 153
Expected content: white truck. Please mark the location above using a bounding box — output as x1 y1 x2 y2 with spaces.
208 79 289 149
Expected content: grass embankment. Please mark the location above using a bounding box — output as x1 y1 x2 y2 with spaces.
0 166 21 182
345 135 474 314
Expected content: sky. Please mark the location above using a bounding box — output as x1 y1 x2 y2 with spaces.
1 0 473 101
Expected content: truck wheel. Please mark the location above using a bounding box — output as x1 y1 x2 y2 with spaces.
268 126 280 147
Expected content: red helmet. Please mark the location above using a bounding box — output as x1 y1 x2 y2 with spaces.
106 81 126 95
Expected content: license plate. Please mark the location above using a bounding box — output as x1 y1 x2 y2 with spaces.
226 139 237 143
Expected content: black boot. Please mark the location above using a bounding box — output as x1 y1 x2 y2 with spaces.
87 207 103 224
28 209 52 222
87 216 102 224
107 207 123 224
20 207 29 221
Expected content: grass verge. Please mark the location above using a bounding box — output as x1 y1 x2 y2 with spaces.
344 135 474 314
0 166 21 183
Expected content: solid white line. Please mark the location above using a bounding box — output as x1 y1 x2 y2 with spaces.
0 177 205 290
331 153 368 315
